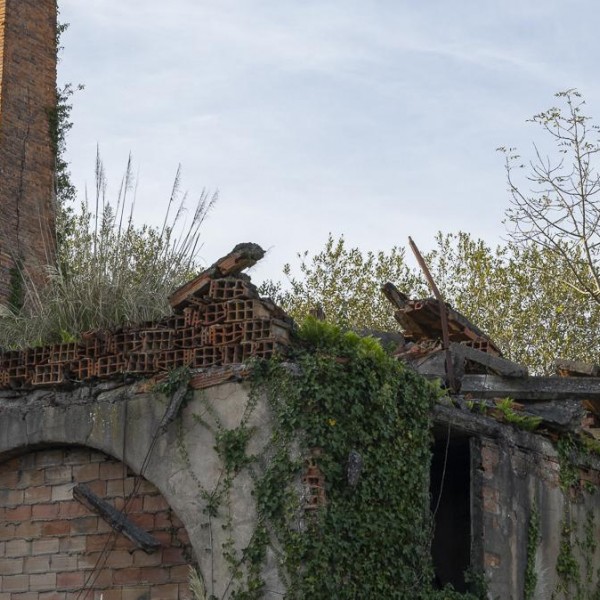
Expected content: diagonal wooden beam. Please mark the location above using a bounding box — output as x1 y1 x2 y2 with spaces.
73 484 161 553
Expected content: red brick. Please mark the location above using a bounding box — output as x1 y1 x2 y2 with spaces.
63 448 91 465
49 554 78 572
89 569 113 588
132 550 163 567
32 503 60 520
24 555 51 573
143 495 168 513
485 551 501 568
105 550 134 568
58 500 88 518
59 536 86 553
113 566 169 586
1 574 28 592
30 572 57 592
78 551 104 571
14 521 42 539
42 520 70 536
96 591 122 600
163 547 186 565
44 466 72 485
169 564 190 580
5 539 30 557
85 533 113 552
23 486 51 504
99 462 127 480
115 497 143 513
176 527 190 546
0 523 16 541
72 463 99 482
129 513 154 531
150 584 180 599
40 593 67 600
86 480 107 497
107 477 136 498
0 557 23 574
36 450 64 467
56 571 85 590
0 469 18 487
51 483 75 502
121 587 151 600
0 488 24 506
16 470 44 489
482 486 500 515
5 505 32 522
152 531 173 546
32 537 59 555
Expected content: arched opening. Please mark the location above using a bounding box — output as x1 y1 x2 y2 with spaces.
0 445 195 599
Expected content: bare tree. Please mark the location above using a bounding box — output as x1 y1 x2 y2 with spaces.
500 89 600 302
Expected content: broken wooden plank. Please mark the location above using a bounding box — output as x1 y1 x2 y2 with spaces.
169 243 265 310
381 282 410 310
460 375 600 401
158 383 189 434
73 484 161 553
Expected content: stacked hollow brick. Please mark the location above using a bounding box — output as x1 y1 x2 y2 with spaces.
0 273 292 389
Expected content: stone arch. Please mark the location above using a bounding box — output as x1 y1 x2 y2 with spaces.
0 380 276 598
0 445 194 599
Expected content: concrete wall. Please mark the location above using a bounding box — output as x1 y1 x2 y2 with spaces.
473 431 600 600
0 0 57 303
0 380 284 599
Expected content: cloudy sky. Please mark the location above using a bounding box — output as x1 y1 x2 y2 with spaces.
57 0 600 284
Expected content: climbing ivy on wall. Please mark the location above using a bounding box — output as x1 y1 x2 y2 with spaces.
551 435 600 600
244 317 480 599
174 318 483 599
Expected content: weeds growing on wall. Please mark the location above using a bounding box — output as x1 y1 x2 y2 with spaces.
0 153 215 347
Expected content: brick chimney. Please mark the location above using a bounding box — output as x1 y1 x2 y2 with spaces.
0 0 57 307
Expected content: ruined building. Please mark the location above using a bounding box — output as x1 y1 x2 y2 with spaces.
4 2 600 600
0 0 57 304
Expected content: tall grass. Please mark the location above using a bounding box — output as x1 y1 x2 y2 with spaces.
0 153 215 347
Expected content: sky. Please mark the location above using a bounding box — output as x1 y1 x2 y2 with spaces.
57 0 600 285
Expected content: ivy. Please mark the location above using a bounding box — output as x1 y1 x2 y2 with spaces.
524 502 540 600
246 318 478 599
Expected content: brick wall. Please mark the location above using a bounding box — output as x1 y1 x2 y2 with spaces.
0 447 194 599
0 0 57 304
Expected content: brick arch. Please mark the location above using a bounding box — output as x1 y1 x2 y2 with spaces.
0 445 194 599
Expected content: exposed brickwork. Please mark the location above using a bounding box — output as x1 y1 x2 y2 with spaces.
0 0 57 304
0 447 194 599
0 275 291 389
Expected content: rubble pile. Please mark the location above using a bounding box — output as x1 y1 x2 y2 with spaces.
0 244 291 389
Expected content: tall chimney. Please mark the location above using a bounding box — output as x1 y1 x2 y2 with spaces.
0 0 57 307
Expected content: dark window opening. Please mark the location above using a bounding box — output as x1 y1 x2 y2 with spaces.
430 432 471 592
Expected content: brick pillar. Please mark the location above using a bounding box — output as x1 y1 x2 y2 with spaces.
0 0 57 306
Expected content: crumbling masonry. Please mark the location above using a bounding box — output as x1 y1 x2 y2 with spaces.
0 0 57 303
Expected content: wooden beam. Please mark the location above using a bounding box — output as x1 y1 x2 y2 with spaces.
381 282 409 310
169 243 265 310
460 375 600 401
73 484 161 553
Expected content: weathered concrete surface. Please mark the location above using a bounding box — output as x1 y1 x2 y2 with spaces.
472 422 600 599
0 380 285 598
